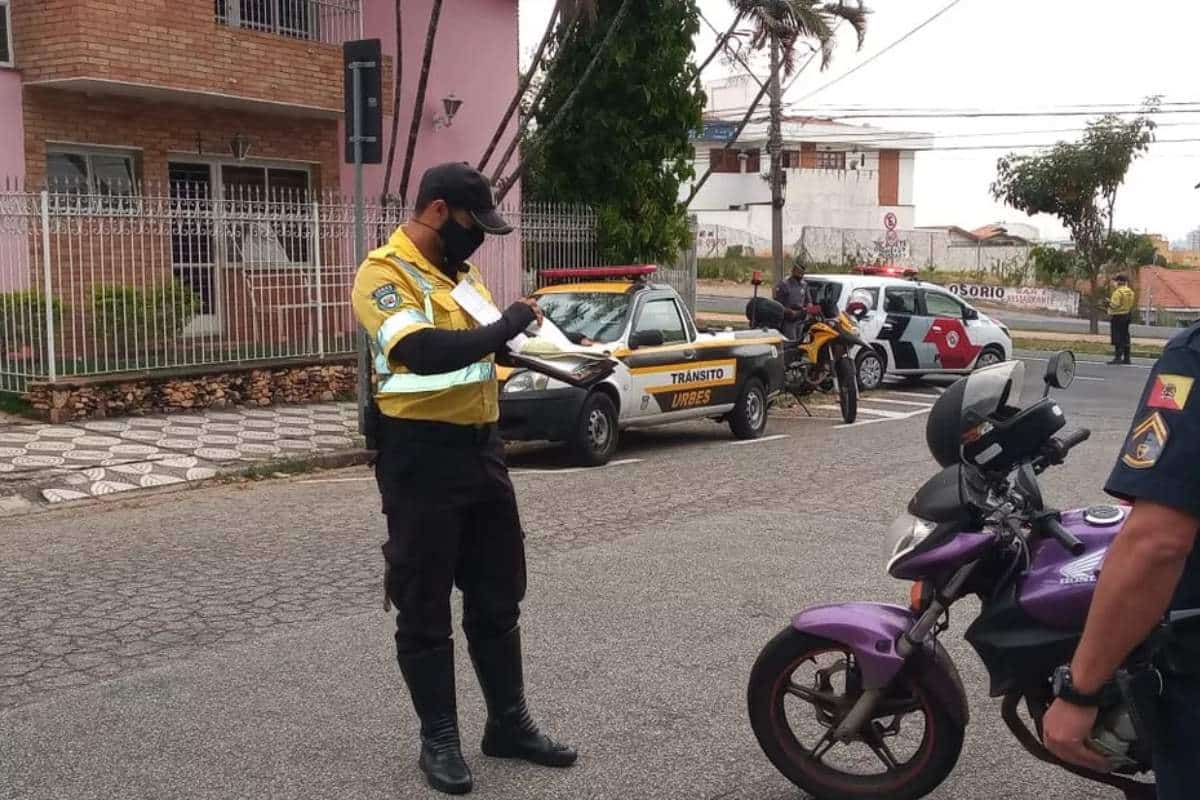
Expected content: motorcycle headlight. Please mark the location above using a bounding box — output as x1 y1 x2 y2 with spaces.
503 371 549 394
885 513 937 571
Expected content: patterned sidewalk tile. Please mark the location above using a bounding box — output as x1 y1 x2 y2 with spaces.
0 402 363 508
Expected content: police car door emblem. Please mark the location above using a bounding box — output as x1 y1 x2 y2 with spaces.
373 283 400 311
1122 411 1169 470
945 330 960 349
1059 549 1106 584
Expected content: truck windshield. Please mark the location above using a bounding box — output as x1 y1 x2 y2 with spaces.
536 292 631 344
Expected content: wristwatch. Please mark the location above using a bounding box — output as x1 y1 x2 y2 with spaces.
1051 665 1119 707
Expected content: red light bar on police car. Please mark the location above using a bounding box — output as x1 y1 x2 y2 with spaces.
538 265 657 281
854 264 919 278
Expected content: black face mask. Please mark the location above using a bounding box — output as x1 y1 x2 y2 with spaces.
438 216 486 273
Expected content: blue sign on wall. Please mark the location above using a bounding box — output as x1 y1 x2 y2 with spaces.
691 121 738 142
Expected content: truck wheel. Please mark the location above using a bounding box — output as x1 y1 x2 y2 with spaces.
570 392 618 467
730 377 768 440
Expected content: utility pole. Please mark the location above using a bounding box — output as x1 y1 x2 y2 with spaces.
768 35 785 284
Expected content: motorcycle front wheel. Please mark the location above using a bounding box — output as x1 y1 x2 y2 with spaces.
748 627 964 800
835 357 858 423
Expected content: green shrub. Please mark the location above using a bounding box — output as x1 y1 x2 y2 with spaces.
0 290 65 360
92 281 201 345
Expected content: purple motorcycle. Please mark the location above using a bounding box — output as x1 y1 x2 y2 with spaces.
748 352 1157 800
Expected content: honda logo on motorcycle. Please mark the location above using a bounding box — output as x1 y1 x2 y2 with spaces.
1058 549 1105 584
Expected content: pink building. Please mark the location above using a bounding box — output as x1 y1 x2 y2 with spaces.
0 0 522 297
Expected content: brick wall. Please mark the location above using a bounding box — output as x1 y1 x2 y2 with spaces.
12 0 359 113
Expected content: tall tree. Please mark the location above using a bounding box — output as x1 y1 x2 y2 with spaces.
992 112 1157 332
731 0 869 281
397 0 445 207
381 0 403 203
479 2 601 173
494 0 636 199
521 0 706 263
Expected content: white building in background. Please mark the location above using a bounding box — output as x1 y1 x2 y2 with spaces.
685 76 933 258
1188 227 1200 251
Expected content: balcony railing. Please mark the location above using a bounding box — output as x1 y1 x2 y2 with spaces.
215 0 360 46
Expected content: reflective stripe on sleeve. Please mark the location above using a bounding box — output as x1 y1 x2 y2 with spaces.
376 309 430 352
378 361 496 394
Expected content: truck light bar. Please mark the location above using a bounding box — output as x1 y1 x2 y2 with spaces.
539 265 658 281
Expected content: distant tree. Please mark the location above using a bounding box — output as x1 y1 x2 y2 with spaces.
1106 230 1167 273
523 0 706 263
992 109 1157 332
1029 245 1081 285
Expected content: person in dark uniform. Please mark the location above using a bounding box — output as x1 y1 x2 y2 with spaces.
1043 322 1200 798
774 257 815 340
352 163 576 795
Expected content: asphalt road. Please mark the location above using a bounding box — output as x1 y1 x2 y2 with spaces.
0 357 1154 800
697 293 1177 340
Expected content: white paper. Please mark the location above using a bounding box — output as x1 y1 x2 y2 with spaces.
450 280 578 355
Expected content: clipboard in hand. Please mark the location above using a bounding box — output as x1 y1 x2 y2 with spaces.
506 352 617 389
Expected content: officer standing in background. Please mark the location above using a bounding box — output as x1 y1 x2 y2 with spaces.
352 162 576 796
774 257 814 340
1104 274 1136 365
1043 321 1200 798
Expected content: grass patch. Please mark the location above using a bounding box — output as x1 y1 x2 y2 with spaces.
0 392 36 419
1013 337 1163 359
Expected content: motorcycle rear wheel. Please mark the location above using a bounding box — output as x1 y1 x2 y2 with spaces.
835 358 858 424
748 627 964 800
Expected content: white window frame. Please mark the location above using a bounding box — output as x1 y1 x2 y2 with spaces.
0 0 14 68
219 0 319 41
46 144 141 215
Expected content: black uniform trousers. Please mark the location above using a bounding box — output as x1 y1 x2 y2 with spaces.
374 415 527 657
1111 314 1132 357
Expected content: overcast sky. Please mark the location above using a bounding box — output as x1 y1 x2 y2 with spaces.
518 0 1200 244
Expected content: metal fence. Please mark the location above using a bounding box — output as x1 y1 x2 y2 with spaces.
215 0 361 45
0 183 600 393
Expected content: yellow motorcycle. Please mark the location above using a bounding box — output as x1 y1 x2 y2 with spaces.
747 297 871 424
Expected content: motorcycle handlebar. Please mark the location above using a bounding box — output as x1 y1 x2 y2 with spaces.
1040 514 1086 556
1058 428 1091 454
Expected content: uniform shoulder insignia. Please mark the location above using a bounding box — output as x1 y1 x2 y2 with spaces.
372 283 400 311
1122 411 1170 470
1146 373 1194 411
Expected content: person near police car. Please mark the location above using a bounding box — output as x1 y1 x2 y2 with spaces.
773 256 816 340
1043 321 1200 799
1102 274 1136 365
351 162 577 795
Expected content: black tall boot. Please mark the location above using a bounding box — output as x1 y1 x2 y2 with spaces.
468 627 578 768
1121 346 1132 365
396 644 473 795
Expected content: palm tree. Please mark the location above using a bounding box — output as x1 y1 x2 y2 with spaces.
730 0 869 280
381 0 403 204
397 0 445 207
479 2 601 172
493 0 636 203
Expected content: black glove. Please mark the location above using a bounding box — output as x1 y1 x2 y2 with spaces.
501 301 538 337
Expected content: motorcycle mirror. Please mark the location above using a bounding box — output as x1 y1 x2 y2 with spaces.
1043 350 1076 395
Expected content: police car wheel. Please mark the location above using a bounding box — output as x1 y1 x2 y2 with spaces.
974 346 1005 370
570 392 618 467
855 349 886 392
730 377 768 440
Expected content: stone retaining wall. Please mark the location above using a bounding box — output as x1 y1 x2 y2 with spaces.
24 361 356 423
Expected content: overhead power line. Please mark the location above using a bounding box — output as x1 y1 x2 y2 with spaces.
793 0 971 103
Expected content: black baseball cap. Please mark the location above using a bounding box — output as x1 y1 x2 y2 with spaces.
416 162 513 235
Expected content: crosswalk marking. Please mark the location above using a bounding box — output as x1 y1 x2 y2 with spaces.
836 407 932 429
811 404 909 419
731 434 790 446
861 397 936 408
877 390 944 400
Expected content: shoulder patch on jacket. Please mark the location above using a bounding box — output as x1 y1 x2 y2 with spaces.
1122 411 1170 470
372 284 400 311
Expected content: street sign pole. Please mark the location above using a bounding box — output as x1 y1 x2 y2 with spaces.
351 59 370 440
343 39 382 448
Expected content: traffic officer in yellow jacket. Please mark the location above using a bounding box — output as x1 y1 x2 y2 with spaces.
1105 274 1136 365
352 162 576 795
